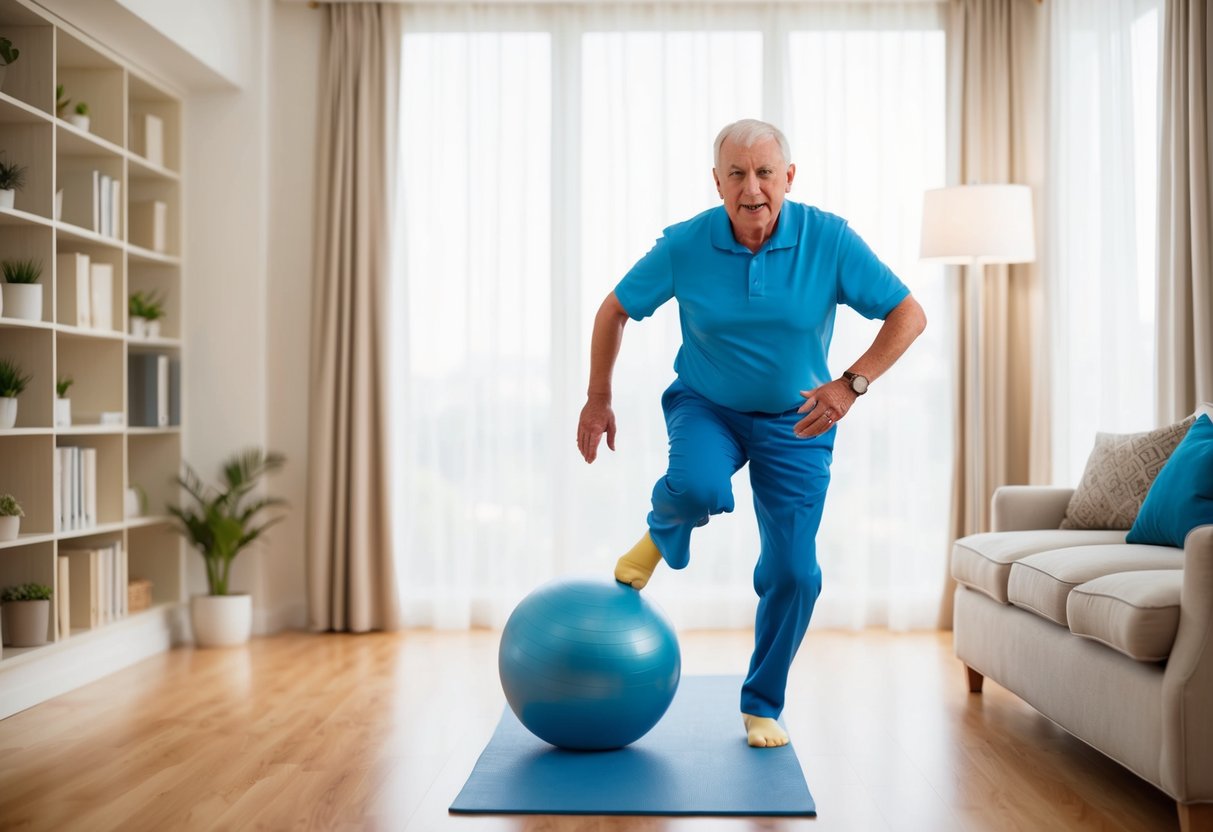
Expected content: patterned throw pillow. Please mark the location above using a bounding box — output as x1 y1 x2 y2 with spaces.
1060 415 1196 530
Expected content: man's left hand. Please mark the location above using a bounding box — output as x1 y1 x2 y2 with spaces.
794 380 855 438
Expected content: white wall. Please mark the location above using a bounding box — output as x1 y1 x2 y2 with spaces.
263 3 323 632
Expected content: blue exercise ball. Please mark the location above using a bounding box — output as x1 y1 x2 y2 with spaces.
498 578 681 750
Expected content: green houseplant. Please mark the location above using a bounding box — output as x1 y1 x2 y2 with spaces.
169 449 286 647
0 37 20 67
0 493 22 541
0 154 25 211
1 581 51 648
55 375 73 427
0 37 18 94
0 358 30 430
69 99 89 131
1 257 43 321
128 289 166 338
55 83 68 118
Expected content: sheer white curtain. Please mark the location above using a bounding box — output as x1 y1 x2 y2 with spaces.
1048 0 1161 485
392 3 950 630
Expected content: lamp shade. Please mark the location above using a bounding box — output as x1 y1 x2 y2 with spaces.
919 184 1036 264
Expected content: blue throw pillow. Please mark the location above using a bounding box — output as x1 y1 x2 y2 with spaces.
1127 413 1213 547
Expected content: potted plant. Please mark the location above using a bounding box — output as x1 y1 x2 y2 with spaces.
0 36 19 90
70 100 89 132
0 153 25 211
128 289 166 338
55 83 68 118
0 493 22 540
1 582 51 647
168 448 287 647
55 375 73 427
1 258 42 321
0 358 29 429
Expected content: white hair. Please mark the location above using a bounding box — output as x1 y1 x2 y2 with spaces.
713 119 791 168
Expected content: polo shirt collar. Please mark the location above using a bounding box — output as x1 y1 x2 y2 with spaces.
710 201 802 254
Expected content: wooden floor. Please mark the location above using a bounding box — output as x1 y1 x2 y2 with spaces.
0 629 1181 831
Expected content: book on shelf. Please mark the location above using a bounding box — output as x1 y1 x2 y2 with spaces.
129 353 172 427
169 357 181 426
60 548 98 629
56 252 91 328
132 113 164 166
89 262 114 331
129 200 167 252
58 167 100 232
59 541 125 630
56 554 70 639
55 445 98 531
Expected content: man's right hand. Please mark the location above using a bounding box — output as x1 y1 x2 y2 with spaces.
577 397 616 463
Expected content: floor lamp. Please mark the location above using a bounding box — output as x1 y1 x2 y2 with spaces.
920 184 1036 532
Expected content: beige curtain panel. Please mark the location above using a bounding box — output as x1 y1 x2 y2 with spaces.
1156 0 1212 423
307 3 403 633
939 0 1047 628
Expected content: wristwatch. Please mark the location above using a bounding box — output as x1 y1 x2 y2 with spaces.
843 371 869 396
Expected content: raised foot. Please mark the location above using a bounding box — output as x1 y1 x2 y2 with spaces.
614 532 662 590
743 713 789 748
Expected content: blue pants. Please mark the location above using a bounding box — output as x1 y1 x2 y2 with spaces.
647 380 833 718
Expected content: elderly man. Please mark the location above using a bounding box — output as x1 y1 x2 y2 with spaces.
577 119 926 748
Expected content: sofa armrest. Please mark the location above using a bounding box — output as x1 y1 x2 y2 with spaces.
1161 524 1213 801
991 486 1075 532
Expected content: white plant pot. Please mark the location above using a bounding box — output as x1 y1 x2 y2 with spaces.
146 319 161 339
0 397 16 430
0 514 18 541
54 397 71 427
2 283 41 321
54 189 63 221
68 113 90 132
191 594 252 647
1 599 49 647
0 189 13 210
130 316 147 338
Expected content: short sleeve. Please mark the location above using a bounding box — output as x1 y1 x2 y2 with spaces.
835 223 910 320
614 236 675 321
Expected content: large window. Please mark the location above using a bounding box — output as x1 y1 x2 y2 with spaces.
1048 0 1161 484
393 4 950 630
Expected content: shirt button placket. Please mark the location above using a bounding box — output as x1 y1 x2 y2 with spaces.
748 255 764 298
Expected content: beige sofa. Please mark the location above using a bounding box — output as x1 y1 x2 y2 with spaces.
952 485 1213 832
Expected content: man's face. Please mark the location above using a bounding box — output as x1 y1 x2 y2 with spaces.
713 136 796 243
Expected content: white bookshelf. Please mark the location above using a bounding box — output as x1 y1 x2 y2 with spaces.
0 0 185 713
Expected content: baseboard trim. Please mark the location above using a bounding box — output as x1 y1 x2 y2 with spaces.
0 603 183 720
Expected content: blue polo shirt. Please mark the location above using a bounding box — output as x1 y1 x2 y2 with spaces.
614 201 909 414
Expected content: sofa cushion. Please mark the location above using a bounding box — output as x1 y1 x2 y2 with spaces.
1060 416 1195 530
1007 545 1184 626
1127 414 1213 548
1067 570 1183 662
952 530 1126 604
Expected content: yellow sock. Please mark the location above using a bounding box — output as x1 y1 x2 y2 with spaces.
614 532 662 590
743 713 790 748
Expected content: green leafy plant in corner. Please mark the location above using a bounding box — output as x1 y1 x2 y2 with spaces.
0 37 19 67
0 358 30 398
55 84 69 117
0 493 23 517
1 582 51 602
129 289 166 322
169 449 287 596
74 101 88 117
56 375 73 398
2 258 40 284
0 154 26 191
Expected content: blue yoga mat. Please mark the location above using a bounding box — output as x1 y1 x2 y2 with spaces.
450 675 815 816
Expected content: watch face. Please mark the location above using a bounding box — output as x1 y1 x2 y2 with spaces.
851 374 869 394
